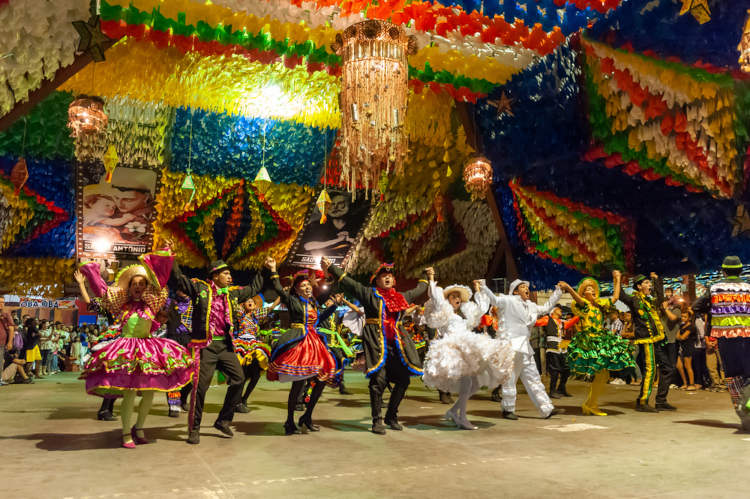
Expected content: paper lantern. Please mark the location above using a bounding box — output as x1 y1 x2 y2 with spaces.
463 156 492 199
333 20 417 193
740 10 750 73
67 96 108 137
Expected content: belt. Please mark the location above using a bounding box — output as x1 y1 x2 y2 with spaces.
545 336 562 343
290 323 305 329
365 319 381 325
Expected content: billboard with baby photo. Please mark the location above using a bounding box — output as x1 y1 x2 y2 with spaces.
76 161 159 259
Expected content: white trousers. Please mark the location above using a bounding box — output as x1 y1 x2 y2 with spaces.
501 351 554 417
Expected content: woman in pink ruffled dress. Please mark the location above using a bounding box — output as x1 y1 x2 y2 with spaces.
77 249 193 448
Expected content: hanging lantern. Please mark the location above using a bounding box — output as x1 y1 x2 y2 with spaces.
333 20 417 193
740 10 750 73
67 96 108 137
462 156 492 199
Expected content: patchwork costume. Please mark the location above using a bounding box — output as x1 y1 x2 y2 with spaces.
328 263 427 431
169 261 264 437
692 257 750 431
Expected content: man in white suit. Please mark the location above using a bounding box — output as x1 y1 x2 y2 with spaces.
478 279 565 419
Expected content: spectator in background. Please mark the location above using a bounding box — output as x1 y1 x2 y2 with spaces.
658 286 682 389
675 310 698 390
39 320 54 376
0 296 16 385
618 312 642 386
530 322 543 375
23 318 42 378
606 309 623 336
2 347 32 384
705 336 727 392
692 313 708 389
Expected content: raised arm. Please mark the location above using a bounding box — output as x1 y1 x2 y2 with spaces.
559 281 586 306
264 257 292 306
234 270 265 304
402 267 434 303
342 298 364 316
168 260 198 299
611 270 622 303
73 270 92 305
478 280 508 311
322 259 372 304
537 285 563 316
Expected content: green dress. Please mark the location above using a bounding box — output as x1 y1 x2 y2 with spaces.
566 297 635 377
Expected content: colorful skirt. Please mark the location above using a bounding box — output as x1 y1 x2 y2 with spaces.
234 337 271 369
423 330 514 393
80 336 194 398
268 329 340 386
566 328 635 377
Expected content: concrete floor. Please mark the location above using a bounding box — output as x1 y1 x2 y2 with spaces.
0 371 747 499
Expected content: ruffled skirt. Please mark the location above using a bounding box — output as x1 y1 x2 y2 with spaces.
234 337 270 369
268 331 340 386
567 329 635 377
422 330 514 393
80 336 194 398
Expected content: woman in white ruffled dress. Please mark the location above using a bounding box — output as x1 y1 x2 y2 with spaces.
423 279 514 430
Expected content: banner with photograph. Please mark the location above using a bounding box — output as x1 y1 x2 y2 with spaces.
288 189 372 269
76 161 159 259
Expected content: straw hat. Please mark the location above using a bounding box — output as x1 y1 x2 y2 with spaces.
577 277 600 301
443 284 471 303
115 264 149 290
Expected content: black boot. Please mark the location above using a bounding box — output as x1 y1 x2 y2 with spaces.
371 418 386 435
491 386 502 402
339 383 352 395
284 420 301 435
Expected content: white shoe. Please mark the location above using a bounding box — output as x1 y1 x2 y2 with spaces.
444 408 459 425
457 416 478 430
611 378 626 385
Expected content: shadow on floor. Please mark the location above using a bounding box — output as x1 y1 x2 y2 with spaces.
674 419 746 433
0 424 190 451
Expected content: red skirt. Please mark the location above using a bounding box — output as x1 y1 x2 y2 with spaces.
268 329 339 386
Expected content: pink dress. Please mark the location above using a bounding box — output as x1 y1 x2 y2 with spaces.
78 252 194 398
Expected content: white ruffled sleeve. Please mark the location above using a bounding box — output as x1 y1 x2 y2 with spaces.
424 282 454 330
460 300 484 330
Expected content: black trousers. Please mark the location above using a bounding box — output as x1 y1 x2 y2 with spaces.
368 341 411 422
546 351 569 393
636 341 674 405
191 338 245 429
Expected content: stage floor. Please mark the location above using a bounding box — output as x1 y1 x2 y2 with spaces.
0 371 746 498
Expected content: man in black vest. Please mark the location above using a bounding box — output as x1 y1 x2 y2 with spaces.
170 260 264 444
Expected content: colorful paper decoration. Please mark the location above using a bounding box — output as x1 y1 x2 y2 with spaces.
72 15 112 62
740 10 750 73
181 173 195 210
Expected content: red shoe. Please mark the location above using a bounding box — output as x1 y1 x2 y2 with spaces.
130 426 150 445
121 436 136 449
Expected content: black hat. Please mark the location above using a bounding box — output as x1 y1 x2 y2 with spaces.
722 255 743 270
632 274 648 287
209 260 229 275
370 262 395 283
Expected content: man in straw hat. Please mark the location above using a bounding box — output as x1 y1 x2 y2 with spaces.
322 258 432 435
693 256 750 431
170 258 265 444
619 272 675 412
476 279 565 420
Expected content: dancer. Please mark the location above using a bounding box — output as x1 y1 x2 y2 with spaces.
422 278 513 430
164 291 194 417
265 259 341 435
234 295 278 413
77 250 193 448
170 259 264 444
692 256 750 431
559 271 634 415
535 307 579 398
619 273 675 412
322 258 431 434
477 279 564 420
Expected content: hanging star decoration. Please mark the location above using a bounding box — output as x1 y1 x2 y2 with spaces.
679 0 711 25
487 92 515 118
731 204 750 237
72 15 112 62
316 189 331 224
10 158 28 195
102 145 118 182
181 172 196 210
253 165 272 195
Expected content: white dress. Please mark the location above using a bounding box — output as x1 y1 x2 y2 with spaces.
422 282 514 393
